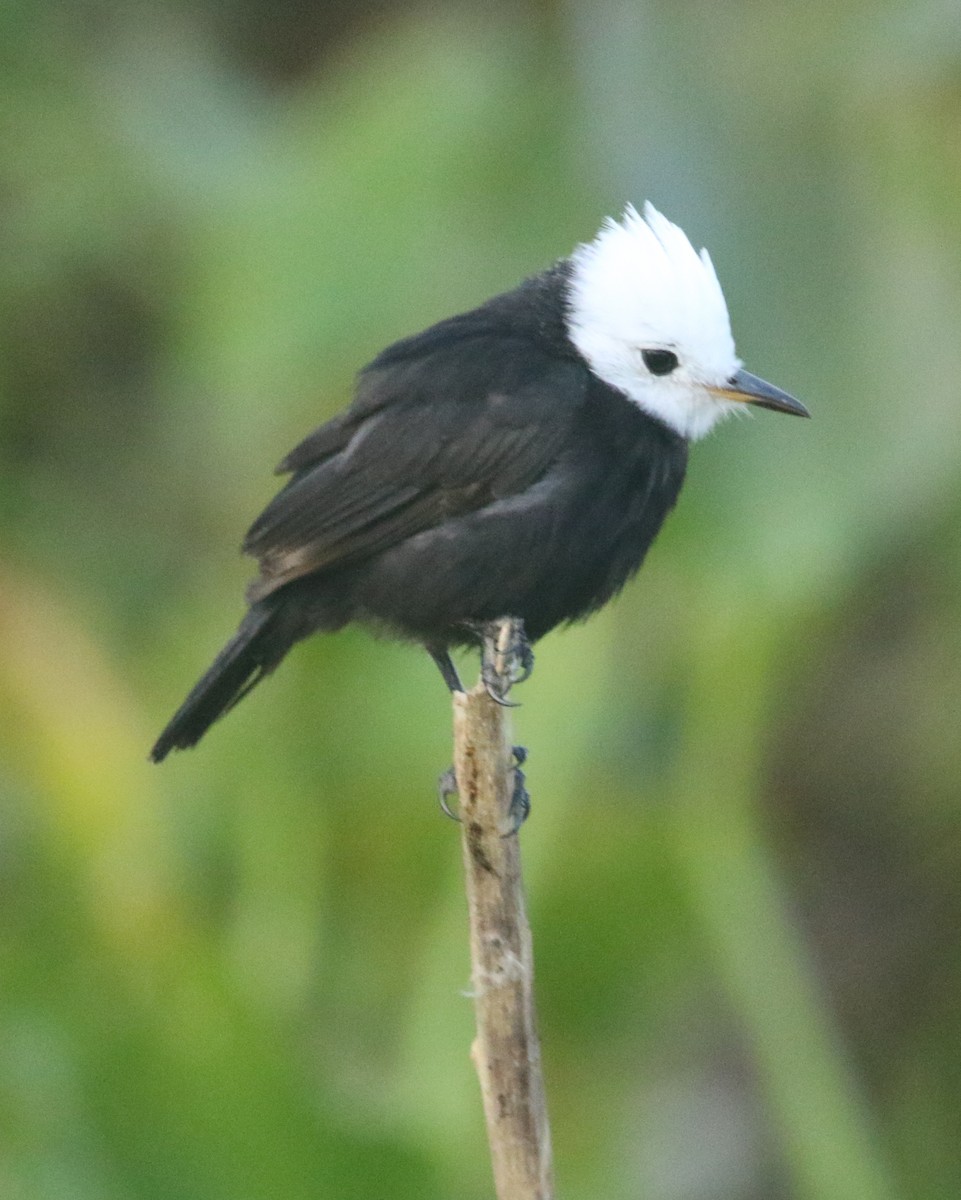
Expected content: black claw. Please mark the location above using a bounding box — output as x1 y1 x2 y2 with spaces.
438 766 460 821
506 745 530 833
515 645 535 685
482 673 521 707
505 764 530 835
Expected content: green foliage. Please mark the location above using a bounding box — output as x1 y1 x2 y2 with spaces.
3 3 961 1196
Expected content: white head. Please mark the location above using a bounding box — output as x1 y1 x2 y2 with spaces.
566 203 798 440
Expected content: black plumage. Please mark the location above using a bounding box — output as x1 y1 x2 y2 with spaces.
150 263 688 761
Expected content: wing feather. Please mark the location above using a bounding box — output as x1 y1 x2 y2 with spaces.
244 342 587 599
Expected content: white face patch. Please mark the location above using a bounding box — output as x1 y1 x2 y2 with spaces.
566 203 743 441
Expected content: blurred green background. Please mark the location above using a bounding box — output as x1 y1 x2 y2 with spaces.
3 1 961 1197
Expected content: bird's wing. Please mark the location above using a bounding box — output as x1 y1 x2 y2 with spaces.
243 344 587 599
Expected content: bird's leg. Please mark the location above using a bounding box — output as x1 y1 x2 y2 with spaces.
437 746 530 832
436 621 533 828
427 646 464 694
480 617 534 706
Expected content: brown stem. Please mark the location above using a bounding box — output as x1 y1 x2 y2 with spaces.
452 680 554 1200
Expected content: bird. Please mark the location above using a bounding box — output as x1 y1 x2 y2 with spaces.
151 203 808 763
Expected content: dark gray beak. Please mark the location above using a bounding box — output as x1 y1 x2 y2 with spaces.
709 368 810 417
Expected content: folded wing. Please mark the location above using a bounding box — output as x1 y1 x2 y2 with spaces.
243 343 587 601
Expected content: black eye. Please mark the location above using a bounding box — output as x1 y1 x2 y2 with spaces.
642 348 679 377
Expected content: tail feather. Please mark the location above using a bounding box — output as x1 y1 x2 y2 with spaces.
150 603 281 762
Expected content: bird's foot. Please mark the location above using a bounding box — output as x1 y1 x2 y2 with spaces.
480 617 534 706
506 748 530 832
437 746 530 833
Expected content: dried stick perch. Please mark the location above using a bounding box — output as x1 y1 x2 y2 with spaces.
451 621 554 1200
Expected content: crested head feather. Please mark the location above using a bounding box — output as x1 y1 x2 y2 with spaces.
565 203 743 440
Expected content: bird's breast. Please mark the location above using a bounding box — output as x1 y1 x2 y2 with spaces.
350 395 687 645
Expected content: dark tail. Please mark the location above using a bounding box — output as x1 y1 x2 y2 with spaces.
151 602 283 762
